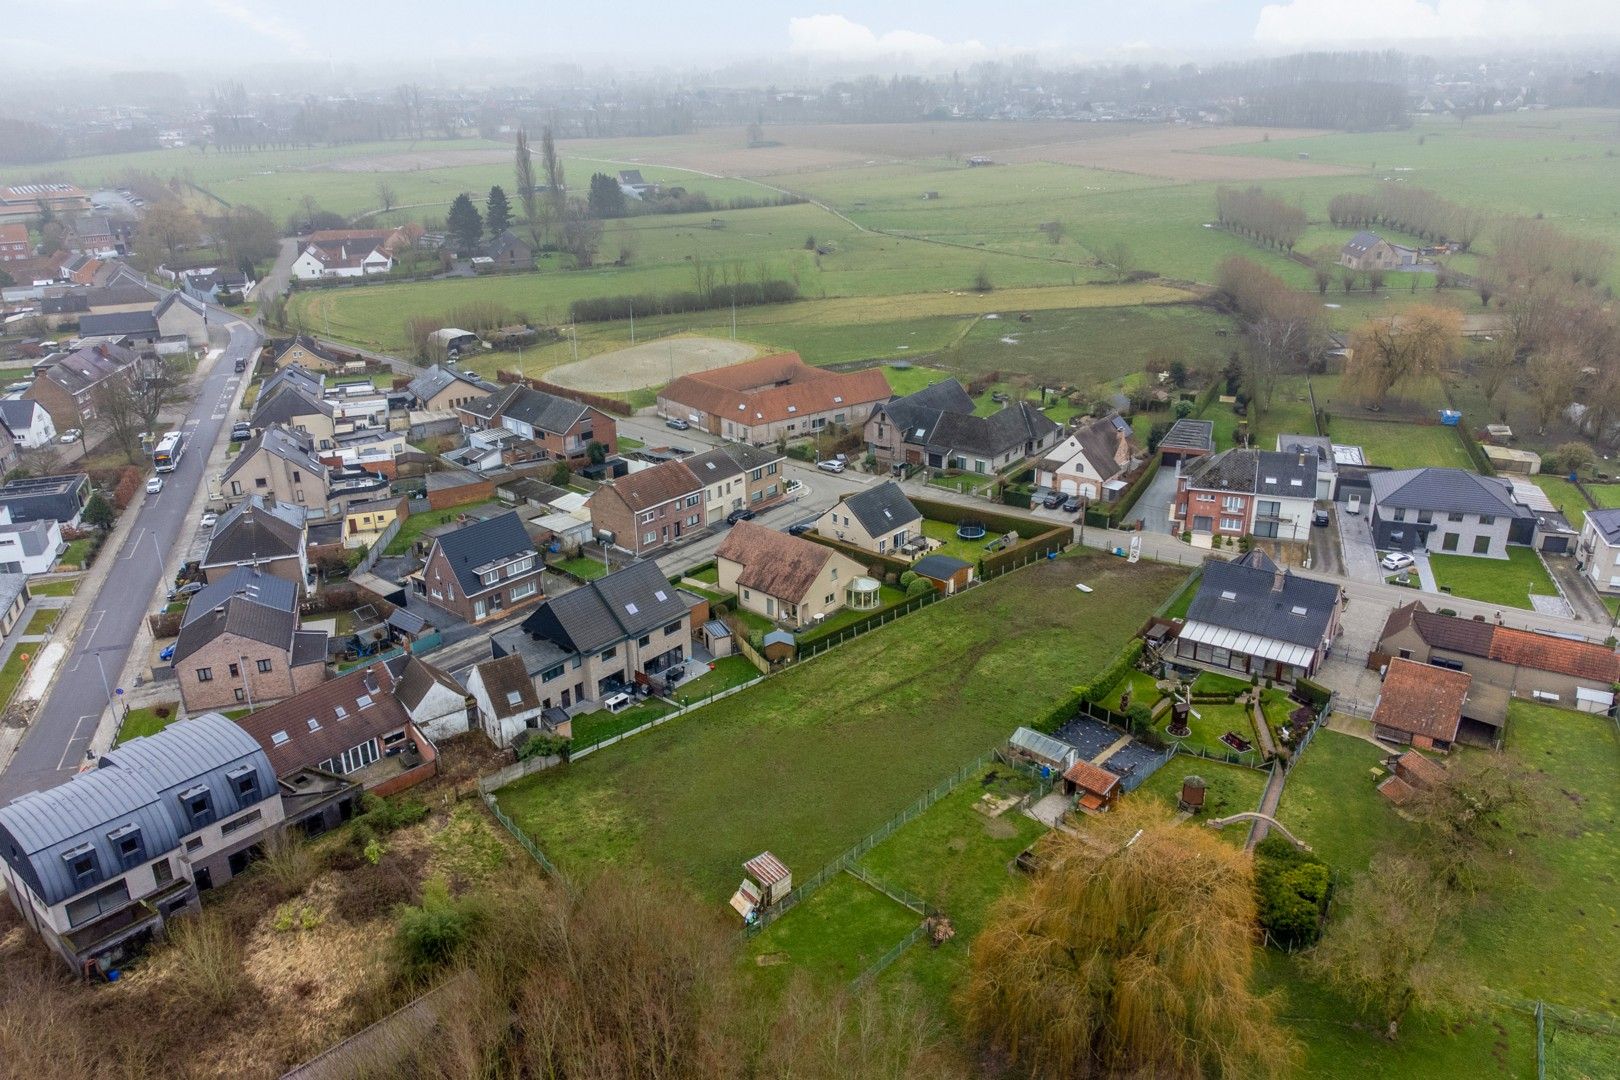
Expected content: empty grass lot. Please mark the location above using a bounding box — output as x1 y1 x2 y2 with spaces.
1586 482 1620 512
1276 729 1415 875
672 655 759 703
494 553 1180 900
552 555 610 581
1129 758 1267 843
27 577 80 597
1428 546 1559 609
21 609 58 636
1532 474 1593 528
1327 419 1473 471
745 872 919 993
381 501 494 556
115 704 183 745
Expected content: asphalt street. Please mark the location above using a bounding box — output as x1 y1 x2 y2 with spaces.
0 313 261 802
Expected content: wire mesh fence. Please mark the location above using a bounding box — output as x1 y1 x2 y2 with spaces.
848 921 930 995
482 792 571 891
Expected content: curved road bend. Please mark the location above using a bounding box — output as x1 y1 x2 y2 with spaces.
0 315 261 801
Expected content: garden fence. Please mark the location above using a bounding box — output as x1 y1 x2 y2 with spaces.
352 518 401 576
795 590 942 660
745 749 1019 938
568 674 769 763
843 863 933 916
848 921 930 995
482 792 571 889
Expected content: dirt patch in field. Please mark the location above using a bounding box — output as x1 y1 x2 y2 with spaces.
546 336 761 393
1000 126 1359 181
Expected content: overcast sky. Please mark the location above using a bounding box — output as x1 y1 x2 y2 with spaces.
13 1 1620 71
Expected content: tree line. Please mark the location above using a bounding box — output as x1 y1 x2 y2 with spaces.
1214 186 1307 252
1327 185 1486 250
1233 80 1409 131
1215 256 1327 421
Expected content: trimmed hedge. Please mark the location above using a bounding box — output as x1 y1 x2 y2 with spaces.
569 280 798 323
1456 424 1497 476
1034 639 1146 734
1293 677 1332 710
909 496 1047 539
1106 450 1164 527
981 526 1069 576
801 532 911 577
497 372 633 417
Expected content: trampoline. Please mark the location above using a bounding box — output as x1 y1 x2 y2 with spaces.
956 521 987 540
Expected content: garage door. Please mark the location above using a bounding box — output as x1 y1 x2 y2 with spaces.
1059 478 1078 495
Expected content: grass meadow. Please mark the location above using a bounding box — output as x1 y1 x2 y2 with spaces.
494 552 1179 900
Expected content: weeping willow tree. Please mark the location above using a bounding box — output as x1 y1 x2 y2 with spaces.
961 804 1296 1079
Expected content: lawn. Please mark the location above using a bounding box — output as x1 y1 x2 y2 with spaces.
671 655 759 704
116 704 183 745
919 517 1008 564
1190 670 1251 697
0 649 35 711
58 538 95 569
1275 729 1415 875
570 699 678 751
495 553 1181 900
21 609 58 636
552 555 610 581
856 764 1046 1003
1428 546 1559 609
27 577 80 597
1100 669 1163 714
745 872 921 993
1129 756 1267 841
1586 482 1620 511
382 501 495 556
686 564 720 584
794 584 908 644
1327 419 1473 471
1532 474 1593 528
1170 701 1263 761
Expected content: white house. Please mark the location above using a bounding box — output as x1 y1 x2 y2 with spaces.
0 505 64 573
466 654 567 749
1035 413 1140 500
0 399 56 448
289 235 394 281
1579 509 1620 593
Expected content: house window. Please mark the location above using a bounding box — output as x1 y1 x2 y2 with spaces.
542 664 565 683
509 580 537 602
255 477 267 488
510 556 534 576
638 634 651 647
153 858 173 884
1221 496 1243 511
257 659 272 673
63 844 99 890
65 879 130 928
664 620 682 635
228 663 240 678
1448 512 1465 522
1473 535 1492 555
1220 517 1243 531
108 825 145 870
1418 510 1433 524
639 511 655 525
180 786 214 830
481 570 499 586
221 808 263 836
230 481 242 496
196 667 213 682
1393 508 1406 522
642 531 657 545
599 646 617 662
1479 515 1495 526
685 494 700 507
1441 533 1459 552
474 599 487 620
228 765 260 803
686 514 700 526
767 463 778 475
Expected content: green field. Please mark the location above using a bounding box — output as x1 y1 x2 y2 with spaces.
1533 474 1593 528
1129 757 1268 834
1428 546 1559 609
115 704 183 745
21 609 58 636
494 552 1179 899
1327 419 1473 471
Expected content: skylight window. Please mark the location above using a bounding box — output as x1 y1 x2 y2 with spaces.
1291 605 1309 615
625 602 639 614
357 694 374 709
506 690 524 706
834 395 843 403
333 705 347 719
654 589 668 602
1219 590 1237 601
1289 478 1303 487
1263 476 1277 485
272 731 290 745
787 405 797 413
307 718 320 731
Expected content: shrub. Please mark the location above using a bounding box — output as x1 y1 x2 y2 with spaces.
515 731 569 761
153 704 170 719
165 912 247 1014
905 577 934 599
358 793 430 833
254 830 322 900
394 877 485 980
899 571 919 589
1254 837 1331 949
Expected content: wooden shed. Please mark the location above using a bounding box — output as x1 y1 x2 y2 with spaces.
730 851 793 921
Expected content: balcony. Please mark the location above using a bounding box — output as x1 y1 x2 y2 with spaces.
61 876 194 961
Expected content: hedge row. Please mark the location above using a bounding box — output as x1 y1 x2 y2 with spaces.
909 495 1047 539
801 532 912 577
496 372 633 418
1032 639 1146 735
981 526 1069 576
569 280 798 324
1105 450 1165 527
1457 424 1497 477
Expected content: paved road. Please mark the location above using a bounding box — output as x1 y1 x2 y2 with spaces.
0 314 261 801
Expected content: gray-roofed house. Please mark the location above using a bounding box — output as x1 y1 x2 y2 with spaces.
222 425 331 514
0 397 56 448
76 309 160 350
455 383 618 465
814 480 922 555
153 291 210 347
410 510 543 624
482 230 535 271
172 569 328 713
1174 549 1342 681
864 379 1060 472
1579 508 1620 594
1035 413 1143 501
407 364 499 413
0 713 284 974
491 560 693 708
249 383 336 446
1340 230 1399 272
385 652 471 742
200 496 309 589
0 573 31 638
1171 449 1318 540
0 506 66 574
0 472 89 528
465 653 559 748
24 342 139 430
1368 467 1536 557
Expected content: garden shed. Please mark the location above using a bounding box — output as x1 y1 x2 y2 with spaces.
1008 726 1078 774
761 629 796 664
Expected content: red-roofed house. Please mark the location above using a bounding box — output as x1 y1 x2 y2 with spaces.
656 353 891 445
1371 657 1473 751
587 459 704 556
1062 759 1122 813
0 223 28 262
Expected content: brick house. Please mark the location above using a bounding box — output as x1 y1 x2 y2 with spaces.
1035 413 1142 501
587 459 705 557
407 364 499 413
24 343 139 431
410 511 543 624
1340 231 1400 272
456 384 617 466
0 222 28 262
221 425 330 514
1171 449 1316 540
1370 657 1473 751
657 352 891 445
171 579 328 713
199 498 308 589
683 443 789 522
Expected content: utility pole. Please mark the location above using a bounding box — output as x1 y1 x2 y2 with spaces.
731 293 737 340
629 299 635 344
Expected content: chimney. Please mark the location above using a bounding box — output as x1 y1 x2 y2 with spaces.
96 344 108 358
1272 565 1287 593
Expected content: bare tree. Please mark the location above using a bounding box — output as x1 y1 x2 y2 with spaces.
92 358 194 463
557 200 602 268
1528 342 1583 435
375 180 397 215
540 126 566 221
1345 307 1462 406
1102 239 1132 282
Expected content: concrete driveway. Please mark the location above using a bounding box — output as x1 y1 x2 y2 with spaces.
1336 504 1386 585
1132 465 1178 534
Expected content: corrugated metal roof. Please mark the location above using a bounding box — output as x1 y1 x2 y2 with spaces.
744 851 790 886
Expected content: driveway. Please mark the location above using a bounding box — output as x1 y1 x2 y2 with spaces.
1545 552 1612 625
1336 503 1385 585
1132 465 1178 535
1307 509 1341 576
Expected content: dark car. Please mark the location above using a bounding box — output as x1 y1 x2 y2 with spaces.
231 426 251 441
1312 509 1331 527
726 507 757 525
1042 490 1065 509
1062 495 1081 513
788 521 814 536
233 358 247 373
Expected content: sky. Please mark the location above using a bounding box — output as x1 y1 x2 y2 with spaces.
10 0 1620 72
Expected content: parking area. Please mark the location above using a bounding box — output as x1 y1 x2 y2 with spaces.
1335 499 1387 585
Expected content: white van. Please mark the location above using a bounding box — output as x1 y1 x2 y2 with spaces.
1345 493 1362 515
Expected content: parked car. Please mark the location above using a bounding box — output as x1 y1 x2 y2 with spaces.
200 511 218 528
817 459 846 473
1042 490 1065 509
1312 509 1331 527
788 521 814 536
159 644 175 662
233 358 247 373
1345 493 1362 515
726 507 757 525
145 476 163 494
1062 495 1081 513
664 417 690 431
58 428 81 444
1381 552 1415 571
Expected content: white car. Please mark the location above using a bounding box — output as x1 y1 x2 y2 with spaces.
1381 552 1415 572
59 428 81 444
200 511 219 528
816 459 846 473
145 476 163 494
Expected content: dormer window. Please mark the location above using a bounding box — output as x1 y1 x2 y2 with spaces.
179 785 214 830
228 765 260 803
108 824 145 870
63 844 99 889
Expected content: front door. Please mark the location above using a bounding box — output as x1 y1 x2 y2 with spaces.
195 866 214 892
561 688 571 707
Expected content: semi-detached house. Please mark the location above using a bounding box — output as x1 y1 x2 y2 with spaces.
410 511 542 624
1171 448 1316 540
588 459 705 557
657 352 890 445
456 383 617 466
